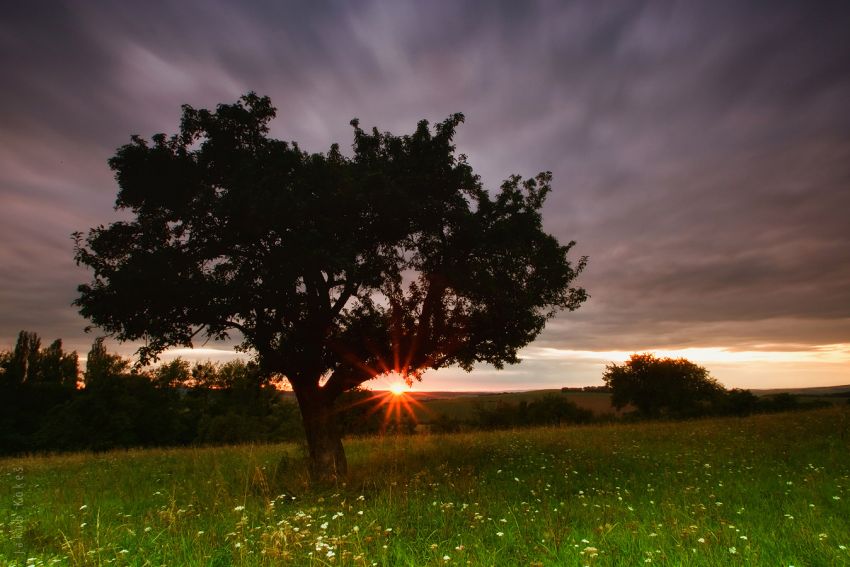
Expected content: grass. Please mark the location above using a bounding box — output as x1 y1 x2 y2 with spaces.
1 407 848 566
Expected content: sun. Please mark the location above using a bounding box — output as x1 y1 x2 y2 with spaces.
389 382 408 396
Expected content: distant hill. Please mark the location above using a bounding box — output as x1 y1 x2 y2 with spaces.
401 389 619 422
750 384 850 397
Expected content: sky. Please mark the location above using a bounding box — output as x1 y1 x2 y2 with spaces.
1 1 849 391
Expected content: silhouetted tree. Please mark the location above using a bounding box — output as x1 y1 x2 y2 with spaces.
1 332 78 387
0 332 79 453
603 353 724 418
73 93 588 481
526 394 593 425
474 395 592 429
4 331 41 384
33 339 78 388
720 388 760 416
153 358 191 389
758 392 801 412
84 337 130 388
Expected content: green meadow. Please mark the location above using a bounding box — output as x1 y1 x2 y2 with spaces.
1 407 848 566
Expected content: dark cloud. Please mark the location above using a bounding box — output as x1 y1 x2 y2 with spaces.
1 1 848 386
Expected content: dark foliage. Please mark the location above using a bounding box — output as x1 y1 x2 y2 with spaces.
72 93 588 480
561 385 611 393
0 333 302 455
604 353 726 418
474 394 593 429
0 331 78 388
601 353 834 419
3 334 832 456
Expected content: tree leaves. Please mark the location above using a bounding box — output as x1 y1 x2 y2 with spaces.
75 93 588 392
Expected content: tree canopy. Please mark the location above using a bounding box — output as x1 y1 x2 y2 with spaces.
0 330 77 388
603 353 724 418
73 93 588 479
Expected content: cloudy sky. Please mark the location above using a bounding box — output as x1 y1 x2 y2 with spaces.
2 1 849 390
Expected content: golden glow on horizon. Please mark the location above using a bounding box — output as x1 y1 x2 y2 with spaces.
337 382 430 432
389 382 408 396
520 343 850 365
142 342 848 391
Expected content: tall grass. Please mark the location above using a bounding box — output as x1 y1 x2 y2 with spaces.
1 407 848 565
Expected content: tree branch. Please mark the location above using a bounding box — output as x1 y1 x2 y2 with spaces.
330 281 356 317
321 367 370 401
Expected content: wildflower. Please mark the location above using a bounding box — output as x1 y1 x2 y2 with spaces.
197 531 205 536
443 555 450 561
697 538 705 543
327 550 335 558
321 522 328 530
352 526 359 532
79 505 88 511
833 496 841 500
496 532 504 537
233 505 245 512
728 547 737 554
119 550 129 554
80 522 87 528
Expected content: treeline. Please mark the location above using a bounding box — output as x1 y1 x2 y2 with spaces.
603 353 835 420
426 388 835 434
429 395 595 433
2 333 839 454
0 331 432 455
0 332 308 455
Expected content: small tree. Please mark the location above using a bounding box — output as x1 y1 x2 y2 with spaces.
4 331 41 384
34 339 79 388
0 332 78 388
73 93 588 481
153 358 191 389
603 353 724 418
84 337 130 388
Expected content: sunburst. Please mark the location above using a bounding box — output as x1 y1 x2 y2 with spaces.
336 373 433 432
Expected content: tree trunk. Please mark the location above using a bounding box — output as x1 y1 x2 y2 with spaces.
293 383 347 483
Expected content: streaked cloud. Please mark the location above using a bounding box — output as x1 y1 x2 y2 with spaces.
1 1 848 388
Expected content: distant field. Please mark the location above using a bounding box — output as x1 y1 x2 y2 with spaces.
1 407 848 565
408 390 620 422
750 384 850 396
